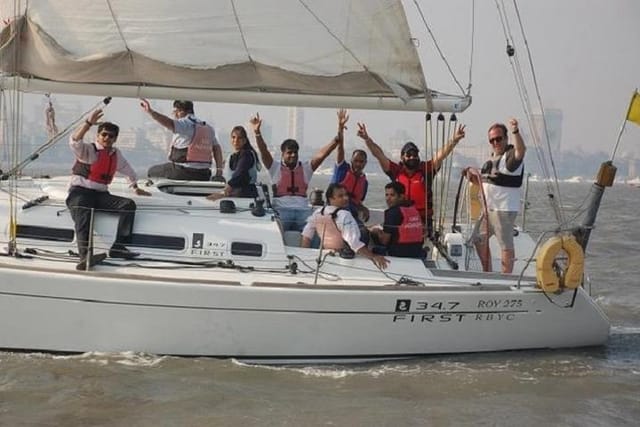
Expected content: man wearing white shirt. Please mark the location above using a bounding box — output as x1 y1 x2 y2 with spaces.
141 99 223 181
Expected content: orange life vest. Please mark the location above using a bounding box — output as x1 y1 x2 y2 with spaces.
72 144 118 185
274 162 307 197
339 169 367 206
397 205 424 244
395 165 432 221
169 123 214 164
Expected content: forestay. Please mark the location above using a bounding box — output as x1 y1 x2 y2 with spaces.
0 0 470 112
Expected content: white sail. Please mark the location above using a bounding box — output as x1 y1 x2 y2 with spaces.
0 0 470 112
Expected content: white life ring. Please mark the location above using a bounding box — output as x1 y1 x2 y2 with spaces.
535 235 585 292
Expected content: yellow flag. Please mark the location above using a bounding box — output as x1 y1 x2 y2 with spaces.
627 90 640 126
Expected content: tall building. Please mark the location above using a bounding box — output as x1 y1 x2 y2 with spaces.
287 107 304 145
532 108 563 154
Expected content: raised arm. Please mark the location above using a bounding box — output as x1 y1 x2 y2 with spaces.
432 124 466 171
140 98 175 132
357 123 390 172
249 113 273 170
335 109 349 164
509 118 526 161
310 109 348 171
72 109 103 141
336 137 345 165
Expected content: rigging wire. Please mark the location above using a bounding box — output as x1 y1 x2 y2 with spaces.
1 96 112 180
296 0 390 92
411 0 466 97
230 0 255 66
467 0 476 94
511 0 565 224
494 0 566 227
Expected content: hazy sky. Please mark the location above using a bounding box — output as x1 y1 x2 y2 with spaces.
17 0 640 158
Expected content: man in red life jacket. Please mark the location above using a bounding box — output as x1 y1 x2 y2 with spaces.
66 109 151 270
330 139 369 222
369 182 425 258
301 183 389 270
250 109 346 231
357 122 466 238
141 99 223 181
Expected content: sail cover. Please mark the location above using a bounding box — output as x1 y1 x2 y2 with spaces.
0 0 470 112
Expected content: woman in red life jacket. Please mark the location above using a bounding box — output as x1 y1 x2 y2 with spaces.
66 108 151 270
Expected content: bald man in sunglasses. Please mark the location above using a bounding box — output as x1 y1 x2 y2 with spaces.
66 108 151 270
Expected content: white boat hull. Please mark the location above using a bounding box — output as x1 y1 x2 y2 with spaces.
0 261 609 363
0 178 610 363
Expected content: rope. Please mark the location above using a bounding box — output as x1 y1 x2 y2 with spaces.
511 1 565 224
467 0 476 94
412 0 466 96
104 0 133 63
1 97 112 180
493 0 566 227
230 0 255 66
296 0 385 89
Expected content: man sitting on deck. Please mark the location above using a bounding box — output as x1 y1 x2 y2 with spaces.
369 182 425 258
141 99 224 181
67 109 151 270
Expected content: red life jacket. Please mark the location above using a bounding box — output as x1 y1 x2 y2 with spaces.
397 205 424 244
274 162 307 197
395 163 433 222
169 123 214 164
72 144 118 184
340 168 367 206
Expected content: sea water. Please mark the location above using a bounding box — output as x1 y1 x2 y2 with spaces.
1 180 638 426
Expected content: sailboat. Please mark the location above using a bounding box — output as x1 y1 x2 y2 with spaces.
0 0 610 364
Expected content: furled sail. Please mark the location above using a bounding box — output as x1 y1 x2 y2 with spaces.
0 0 470 112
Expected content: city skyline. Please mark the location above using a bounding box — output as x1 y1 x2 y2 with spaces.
12 97 640 181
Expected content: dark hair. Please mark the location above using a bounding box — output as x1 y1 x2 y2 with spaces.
280 139 299 152
173 100 194 114
231 125 261 171
231 125 249 146
97 122 119 136
325 183 346 203
385 181 405 195
352 149 367 159
488 123 508 137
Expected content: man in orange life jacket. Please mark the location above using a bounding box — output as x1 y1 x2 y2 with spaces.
357 122 466 237
330 136 369 223
250 109 346 231
66 109 151 270
301 183 389 270
141 99 223 181
369 182 425 258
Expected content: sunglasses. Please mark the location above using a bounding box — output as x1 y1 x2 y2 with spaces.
100 132 117 139
489 136 504 144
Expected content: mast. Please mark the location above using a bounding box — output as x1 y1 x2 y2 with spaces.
573 161 616 250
